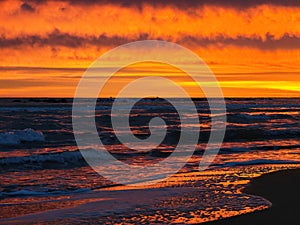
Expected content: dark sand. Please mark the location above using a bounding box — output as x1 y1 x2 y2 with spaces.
205 169 300 224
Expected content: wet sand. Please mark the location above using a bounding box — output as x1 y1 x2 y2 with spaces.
205 169 300 224
1 167 298 224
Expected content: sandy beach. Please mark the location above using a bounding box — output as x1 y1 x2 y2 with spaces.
1 165 299 224
205 169 300 224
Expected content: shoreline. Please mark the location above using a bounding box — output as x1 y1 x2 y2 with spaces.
0 166 299 224
205 168 300 224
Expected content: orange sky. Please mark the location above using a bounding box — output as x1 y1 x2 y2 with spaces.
0 0 299 97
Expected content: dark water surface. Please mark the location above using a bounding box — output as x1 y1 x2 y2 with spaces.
0 98 299 223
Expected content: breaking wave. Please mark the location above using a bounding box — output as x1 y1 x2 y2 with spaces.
0 129 45 145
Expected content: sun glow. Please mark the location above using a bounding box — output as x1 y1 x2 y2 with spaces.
0 0 299 97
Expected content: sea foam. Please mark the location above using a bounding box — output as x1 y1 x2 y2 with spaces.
0 128 45 145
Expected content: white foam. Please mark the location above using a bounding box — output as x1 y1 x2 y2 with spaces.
0 129 45 145
221 159 300 167
0 188 91 198
0 150 83 166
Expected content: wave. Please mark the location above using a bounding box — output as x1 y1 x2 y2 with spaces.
0 106 72 112
0 150 84 167
0 187 91 199
0 129 45 145
218 159 300 168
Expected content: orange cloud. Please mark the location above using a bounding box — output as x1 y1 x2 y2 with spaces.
1 1 299 39
0 0 299 97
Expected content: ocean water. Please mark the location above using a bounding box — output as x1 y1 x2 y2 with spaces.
0 98 300 224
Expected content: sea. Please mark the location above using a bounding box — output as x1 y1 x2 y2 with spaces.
0 98 300 224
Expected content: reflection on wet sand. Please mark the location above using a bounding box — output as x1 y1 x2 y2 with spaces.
1 164 299 224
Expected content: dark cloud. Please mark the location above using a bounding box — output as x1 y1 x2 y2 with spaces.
180 33 300 50
20 2 35 12
0 29 131 48
27 0 300 8
0 30 299 50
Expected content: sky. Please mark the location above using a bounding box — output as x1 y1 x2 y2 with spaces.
0 0 300 97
